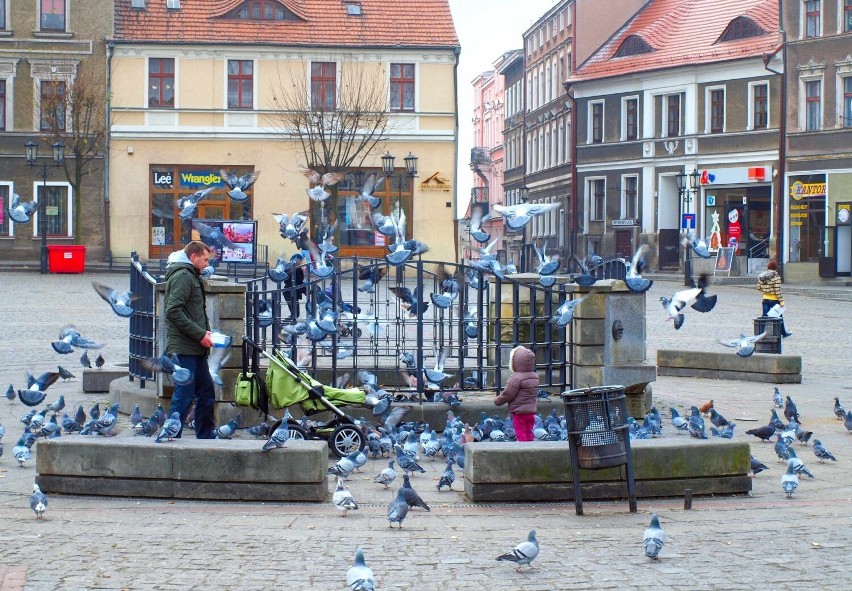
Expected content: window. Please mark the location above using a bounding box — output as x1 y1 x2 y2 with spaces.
752 83 768 129
0 2 6 30
719 17 764 41
390 63 414 112
0 183 11 237
805 0 821 38
843 77 852 128
590 101 603 143
0 80 5 131
806 80 821 130
846 0 852 32
589 179 605 221
34 184 72 238
232 0 291 20
40 80 66 131
622 175 638 219
227 60 253 109
710 88 725 133
148 58 175 108
614 35 653 58
40 0 66 32
624 97 638 141
666 94 681 137
311 62 336 110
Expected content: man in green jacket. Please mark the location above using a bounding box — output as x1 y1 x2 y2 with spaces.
164 241 216 438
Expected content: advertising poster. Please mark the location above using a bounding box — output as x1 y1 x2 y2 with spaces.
192 219 257 264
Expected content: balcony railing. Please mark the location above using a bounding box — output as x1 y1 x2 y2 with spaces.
470 147 491 166
471 187 489 203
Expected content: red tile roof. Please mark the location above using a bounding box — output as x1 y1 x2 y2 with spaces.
570 0 779 83
115 0 459 48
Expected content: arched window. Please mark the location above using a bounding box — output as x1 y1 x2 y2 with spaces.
613 35 653 58
227 0 298 21
718 17 764 42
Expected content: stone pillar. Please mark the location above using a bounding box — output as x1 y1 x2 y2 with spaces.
572 280 656 417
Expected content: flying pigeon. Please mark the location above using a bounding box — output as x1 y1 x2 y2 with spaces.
533 240 560 276
550 290 596 327
781 459 799 497
683 232 712 258
660 273 717 330
812 439 836 463
492 201 559 231
300 167 344 202
355 173 384 209
80 350 92 368
51 326 103 354
142 354 192 385
92 282 139 318
346 547 376 591
436 458 456 491
468 201 491 243
17 372 59 407
718 332 766 357
390 286 429 318
192 220 237 253
7 193 39 224
29 484 48 518
273 212 309 241
56 366 75 381
424 348 453 385
332 477 359 516
643 514 665 560
496 530 539 571
387 487 410 528
219 169 260 202
176 187 213 220
155 412 182 442
625 245 653 294
357 265 387 294
430 266 460 310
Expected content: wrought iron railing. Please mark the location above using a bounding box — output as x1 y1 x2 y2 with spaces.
128 252 158 387
749 237 770 260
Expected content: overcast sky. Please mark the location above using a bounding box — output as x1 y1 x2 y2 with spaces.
448 0 561 217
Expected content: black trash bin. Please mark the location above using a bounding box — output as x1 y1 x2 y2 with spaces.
753 316 782 354
562 385 637 515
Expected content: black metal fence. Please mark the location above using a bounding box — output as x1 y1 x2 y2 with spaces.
243 257 575 399
128 252 158 387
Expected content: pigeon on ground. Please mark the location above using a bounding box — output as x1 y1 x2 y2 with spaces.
550 291 596 328
7 193 38 224
846 410 852 433
497 530 539 572
773 387 783 408
373 460 397 489
129 405 143 428
709 409 730 428
80 351 92 368
625 245 654 294
795 428 813 446
61 413 83 433
711 423 736 439
13 437 31 466
20 409 37 427
46 395 65 414
437 458 456 491
220 169 260 202
155 412 182 442
786 448 815 478
346 547 375 591
5 384 14 402
643 514 665 560
492 201 560 231
834 397 846 420
52 326 103 354
176 187 213 219
400 474 430 511
774 435 791 462
718 332 766 357
750 456 769 475
670 408 689 434
332 477 359 516
74 404 86 426
17 372 59 407
56 366 75 381
142 354 192 385
387 487 410 528
781 459 799 497
687 406 707 439
263 420 291 451
213 417 240 440
80 403 120 436
812 439 836 463
394 445 426 475
92 282 139 318
660 274 717 330
328 451 360 479
769 409 785 432
29 484 48 518
95 354 105 369
28 410 48 434
245 422 270 439
89 402 100 421
784 396 801 424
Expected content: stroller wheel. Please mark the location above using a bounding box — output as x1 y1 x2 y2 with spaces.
269 419 308 442
354 328 363 338
330 424 365 458
339 326 351 338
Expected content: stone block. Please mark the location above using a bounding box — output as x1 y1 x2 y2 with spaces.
625 384 653 418
213 401 267 426
656 350 801 382
173 481 327 502
36 475 175 498
605 293 647 364
83 367 129 393
214 368 242 402
36 437 174 480
573 345 604 366
573 318 605 346
573 365 603 388
215 292 247 319
110 377 159 417
574 292 606 320
602 364 656 394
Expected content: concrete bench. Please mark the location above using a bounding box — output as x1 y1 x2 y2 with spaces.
463 438 750 502
656 349 801 383
35 437 328 502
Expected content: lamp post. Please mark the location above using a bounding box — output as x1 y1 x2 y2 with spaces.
25 140 66 274
382 152 418 281
675 168 700 286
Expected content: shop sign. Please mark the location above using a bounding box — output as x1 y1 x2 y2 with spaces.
837 203 851 226
179 170 225 189
152 170 174 188
612 218 637 227
699 166 771 185
152 226 166 245
46 206 59 216
419 172 452 193
788 180 826 200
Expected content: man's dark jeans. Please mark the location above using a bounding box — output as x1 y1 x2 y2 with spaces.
168 354 216 439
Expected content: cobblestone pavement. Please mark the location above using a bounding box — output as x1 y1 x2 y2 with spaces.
0 272 850 590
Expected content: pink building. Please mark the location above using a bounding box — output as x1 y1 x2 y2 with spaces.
467 53 512 262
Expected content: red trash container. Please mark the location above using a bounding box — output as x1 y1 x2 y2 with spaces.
47 245 86 273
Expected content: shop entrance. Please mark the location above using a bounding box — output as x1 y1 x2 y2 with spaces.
703 186 770 272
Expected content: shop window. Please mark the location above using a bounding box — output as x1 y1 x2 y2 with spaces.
390 64 415 112
227 60 253 110
40 0 66 32
788 175 825 262
148 58 175 108
0 183 11 237
34 184 72 237
311 62 336 111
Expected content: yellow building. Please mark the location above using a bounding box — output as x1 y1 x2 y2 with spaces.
109 0 460 263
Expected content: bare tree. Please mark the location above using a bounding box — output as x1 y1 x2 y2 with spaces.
38 59 107 244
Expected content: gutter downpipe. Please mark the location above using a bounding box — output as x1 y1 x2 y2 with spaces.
453 45 461 264
104 40 114 264
763 2 786 279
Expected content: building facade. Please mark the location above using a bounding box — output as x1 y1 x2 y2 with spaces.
497 49 525 267
568 0 781 274
0 0 111 262
109 0 459 263
782 0 852 281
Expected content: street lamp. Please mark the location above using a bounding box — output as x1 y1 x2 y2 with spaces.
25 139 66 274
382 152 418 280
675 167 700 286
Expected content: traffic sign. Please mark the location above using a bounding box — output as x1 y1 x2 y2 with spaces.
681 213 696 231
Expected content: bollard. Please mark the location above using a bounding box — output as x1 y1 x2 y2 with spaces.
684 488 693 510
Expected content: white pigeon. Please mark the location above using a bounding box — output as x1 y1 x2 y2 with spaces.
625 245 653 294
718 332 766 357
781 459 799 497
496 530 539 572
372 460 397 489
332 477 359 516
643 513 665 559
660 274 717 330
491 202 559 231
346 547 375 591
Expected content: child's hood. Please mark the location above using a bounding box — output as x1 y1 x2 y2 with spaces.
509 346 536 372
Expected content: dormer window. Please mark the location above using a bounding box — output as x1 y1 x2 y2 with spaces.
346 2 362 16
613 35 653 58
166 0 180 9
718 16 764 42
229 0 298 21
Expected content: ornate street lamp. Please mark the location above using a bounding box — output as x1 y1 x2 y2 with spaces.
25 139 66 274
676 168 699 286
